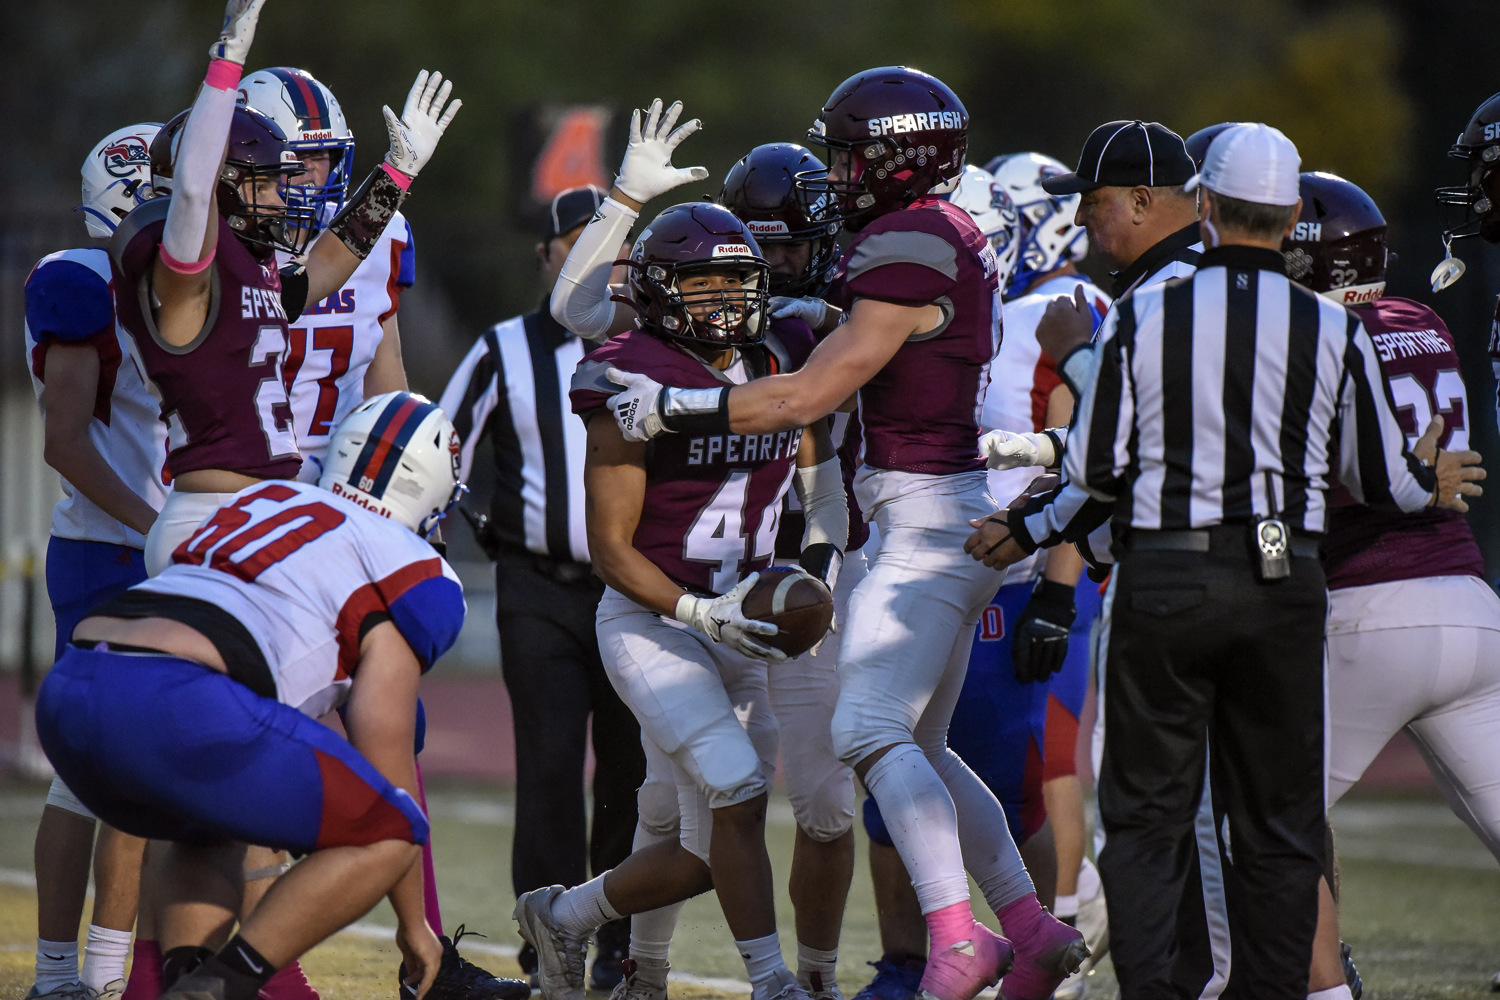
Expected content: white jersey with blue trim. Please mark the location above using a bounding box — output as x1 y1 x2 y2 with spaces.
135 480 464 717
24 247 168 548
983 273 1109 582
282 211 415 478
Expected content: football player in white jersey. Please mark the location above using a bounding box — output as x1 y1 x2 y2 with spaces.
238 66 416 478
36 393 465 1000
981 151 1110 999
22 122 168 1000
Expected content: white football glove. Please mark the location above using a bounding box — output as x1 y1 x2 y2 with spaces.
675 574 786 663
605 367 671 443
615 99 709 204
769 295 830 330
209 0 265 64
979 428 1057 470
382 70 462 181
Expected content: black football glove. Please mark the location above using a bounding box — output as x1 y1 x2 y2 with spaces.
1011 578 1077 684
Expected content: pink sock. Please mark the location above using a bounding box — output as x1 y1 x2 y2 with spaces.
996 893 1046 940
259 961 319 1000
926 901 978 951
416 761 443 936
121 940 162 1000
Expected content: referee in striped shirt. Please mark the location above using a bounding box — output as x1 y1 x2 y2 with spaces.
1064 126 1484 996
439 186 644 988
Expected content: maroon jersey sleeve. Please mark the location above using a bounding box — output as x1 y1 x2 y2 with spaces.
842 209 964 307
1323 297 1484 589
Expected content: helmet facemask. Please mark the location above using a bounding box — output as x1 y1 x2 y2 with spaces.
220 156 317 258
647 258 771 347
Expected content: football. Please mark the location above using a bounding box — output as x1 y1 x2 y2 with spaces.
741 567 835 658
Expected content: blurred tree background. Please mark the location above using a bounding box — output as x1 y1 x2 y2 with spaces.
5 0 1500 557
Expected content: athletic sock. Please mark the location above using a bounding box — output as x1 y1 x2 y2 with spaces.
550 874 622 939
34 938 79 993
82 924 132 992
629 902 684 964
121 940 163 1000
796 942 838 993
1052 893 1080 921
1308 987 1354 1000
193 935 276 1000
1077 857 1102 901
735 932 788 996
924 901 977 952
861 745 970 912
161 946 215 988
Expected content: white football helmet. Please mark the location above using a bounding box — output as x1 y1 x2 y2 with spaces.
239 67 356 230
986 152 1089 297
942 164 1022 292
320 392 465 538
80 123 162 238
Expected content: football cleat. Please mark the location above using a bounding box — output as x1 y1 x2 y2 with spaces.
513 887 588 1000
90 979 126 1000
799 971 842 1000
917 928 1013 1000
998 911 1088 1000
26 984 91 1000
608 959 668 1000
851 957 924 1000
398 925 530 1000
591 919 630 991
762 970 816 1000
156 973 225 1000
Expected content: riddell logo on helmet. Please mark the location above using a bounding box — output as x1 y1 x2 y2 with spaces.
302 130 334 140
746 220 790 236
1340 286 1382 305
1291 222 1322 242
867 112 963 137
713 244 753 257
330 481 393 519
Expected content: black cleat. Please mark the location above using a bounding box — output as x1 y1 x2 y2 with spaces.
590 919 630 991
1340 941 1363 1000
399 925 532 1000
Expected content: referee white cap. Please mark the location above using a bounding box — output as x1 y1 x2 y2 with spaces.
1186 123 1301 206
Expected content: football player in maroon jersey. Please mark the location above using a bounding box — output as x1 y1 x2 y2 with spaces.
111 0 459 576
514 100 849 1000
605 70 1088 1000
1288 170 1500 1000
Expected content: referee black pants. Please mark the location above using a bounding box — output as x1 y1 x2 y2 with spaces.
1098 531 1326 999
496 552 646 947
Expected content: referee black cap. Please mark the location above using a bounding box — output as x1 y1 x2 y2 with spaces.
1042 120 1195 195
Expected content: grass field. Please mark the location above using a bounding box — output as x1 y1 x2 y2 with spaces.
0 780 1495 999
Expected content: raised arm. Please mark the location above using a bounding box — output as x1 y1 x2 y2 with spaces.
150 0 265 346
551 99 708 342
303 71 461 309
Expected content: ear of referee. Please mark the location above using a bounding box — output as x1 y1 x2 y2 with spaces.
1064 123 1485 998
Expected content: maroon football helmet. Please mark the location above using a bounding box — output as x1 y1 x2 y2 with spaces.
720 143 841 296
1184 122 1248 170
150 105 315 258
1436 91 1500 243
801 66 969 232
1282 171 1387 306
621 202 772 347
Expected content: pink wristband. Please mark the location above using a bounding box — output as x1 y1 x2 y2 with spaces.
159 244 216 275
204 58 242 92
381 162 414 191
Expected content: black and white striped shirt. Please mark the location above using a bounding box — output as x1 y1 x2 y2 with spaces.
1064 244 1435 533
439 306 590 564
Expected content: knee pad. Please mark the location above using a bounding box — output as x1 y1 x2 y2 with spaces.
788 766 856 842
831 697 907 768
636 774 681 839
861 794 894 847
46 776 97 821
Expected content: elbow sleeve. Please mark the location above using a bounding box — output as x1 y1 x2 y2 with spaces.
551 196 638 341
161 76 239 265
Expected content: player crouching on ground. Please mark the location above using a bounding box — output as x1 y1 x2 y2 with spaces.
36 392 466 1000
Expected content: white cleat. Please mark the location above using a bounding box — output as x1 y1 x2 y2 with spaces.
761 970 817 1000
609 959 669 1000
90 981 127 1000
800 971 843 1000
26 985 91 1000
513 886 588 1000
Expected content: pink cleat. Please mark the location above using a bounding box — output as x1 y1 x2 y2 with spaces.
997 912 1088 1000
916 924 1014 1000
258 961 320 1000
